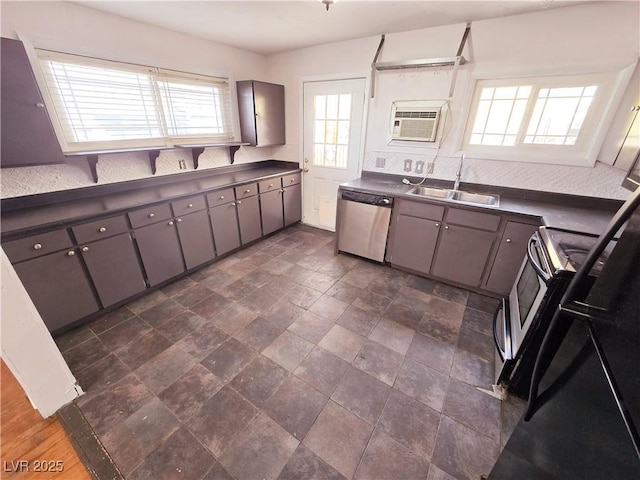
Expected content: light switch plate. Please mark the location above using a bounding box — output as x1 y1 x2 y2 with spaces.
375 157 386 168
404 159 412 172
415 161 424 174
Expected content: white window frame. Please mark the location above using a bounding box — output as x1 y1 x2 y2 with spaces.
460 64 636 167
32 48 237 154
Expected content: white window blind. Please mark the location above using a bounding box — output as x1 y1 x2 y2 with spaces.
36 50 235 152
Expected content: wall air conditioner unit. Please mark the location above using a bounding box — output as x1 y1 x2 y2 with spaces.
392 106 441 142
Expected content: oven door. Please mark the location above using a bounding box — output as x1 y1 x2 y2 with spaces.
508 232 551 358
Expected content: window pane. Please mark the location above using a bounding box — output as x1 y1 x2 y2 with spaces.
326 95 339 119
315 95 326 120
314 144 324 165
483 134 505 145
314 120 325 143
325 144 336 166
325 121 338 144
336 145 348 168
480 87 494 100
472 101 491 133
494 86 518 99
516 86 532 99
485 100 512 134
338 94 351 120
338 121 350 144
503 135 517 146
507 99 527 135
524 85 596 145
470 133 483 144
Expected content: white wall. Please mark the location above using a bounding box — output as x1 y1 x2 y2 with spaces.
0 1 273 198
268 1 639 200
1 249 81 418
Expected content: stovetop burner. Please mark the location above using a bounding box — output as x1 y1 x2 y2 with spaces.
539 227 614 275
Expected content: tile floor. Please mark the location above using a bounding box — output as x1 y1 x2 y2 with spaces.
55 224 526 480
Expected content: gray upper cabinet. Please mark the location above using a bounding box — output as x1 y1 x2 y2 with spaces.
237 80 285 147
1 37 66 167
484 220 539 294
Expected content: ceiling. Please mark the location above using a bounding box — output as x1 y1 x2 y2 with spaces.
76 1 588 55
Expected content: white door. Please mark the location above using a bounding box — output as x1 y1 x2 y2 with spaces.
302 78 366 231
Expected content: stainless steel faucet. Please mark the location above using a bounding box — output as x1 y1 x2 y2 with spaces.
453 154 464 191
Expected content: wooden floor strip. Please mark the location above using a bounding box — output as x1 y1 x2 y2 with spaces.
1 360 91 480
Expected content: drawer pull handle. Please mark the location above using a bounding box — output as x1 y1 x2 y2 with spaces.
506 238 512 243
81 246 89 252
290 179 295 183
176 218 182 223
188 203 194 208
219 195 225 200
435 223 440 227
444 225 449 230
244 189 251 194
67 250 75 256
148 213 155 218
231 202 236 206
36 102 45 108
99 227 107 233
268 183 274 188
168 221 174 226
237 200 242 205
33 243 42 250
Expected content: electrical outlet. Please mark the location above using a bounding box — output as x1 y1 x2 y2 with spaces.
415 161 424 174
426 162 434 174
178 159 187 170
404 159 413 172
375 157 386 168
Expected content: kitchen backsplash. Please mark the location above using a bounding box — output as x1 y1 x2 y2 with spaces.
0 146 272 199
363 151 631 200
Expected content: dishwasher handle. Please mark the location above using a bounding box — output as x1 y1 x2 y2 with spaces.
341 189 394 207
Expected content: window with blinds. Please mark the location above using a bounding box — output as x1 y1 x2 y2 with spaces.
36 50 234 152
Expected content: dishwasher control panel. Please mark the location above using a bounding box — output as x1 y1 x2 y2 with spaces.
341 190 394 207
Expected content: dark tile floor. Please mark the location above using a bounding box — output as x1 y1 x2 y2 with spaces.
56 224 526 480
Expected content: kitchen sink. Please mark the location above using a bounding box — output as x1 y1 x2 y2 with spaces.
451 190 500 206
407 186 500 207
408 186 454 199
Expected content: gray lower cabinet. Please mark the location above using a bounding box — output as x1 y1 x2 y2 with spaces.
176 210 216 269
283 183 302 226
237 195 262 245
388 214 440 274
210 203 241 256
13 249 100 332
484 221 539 294
260 189 285 235
134 219 185 287
431 224 496 287
80 233 147 307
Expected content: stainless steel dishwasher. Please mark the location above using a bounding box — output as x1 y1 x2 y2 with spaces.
337 190 393 262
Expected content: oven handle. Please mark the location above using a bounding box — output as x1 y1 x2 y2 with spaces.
527 234 552 283
493 299 512 361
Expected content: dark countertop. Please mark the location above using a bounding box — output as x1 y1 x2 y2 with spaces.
339 175 622 236
1 161 300 239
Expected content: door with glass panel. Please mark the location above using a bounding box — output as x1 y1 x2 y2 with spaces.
302 78 366 230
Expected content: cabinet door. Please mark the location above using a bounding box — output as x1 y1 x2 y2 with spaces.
283 183 302 226
237 80 285 147
134 220 185 287
176 210 216 270
237 196 262 245
431 225 496 287
13 249 99 332
485 222 539 294
81 233 147 307
387 214 440 274
260 189 284 235
210 203 241 256
1 38 66 167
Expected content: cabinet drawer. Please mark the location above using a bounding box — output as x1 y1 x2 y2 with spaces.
207 188 235 207
446 207 501 231
259 177 283 193
395 199 444 221
3 230 73 263
235 183 258 200
72 215 129 244
172 195 206 216
128 203 172 228
283 173 301 186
